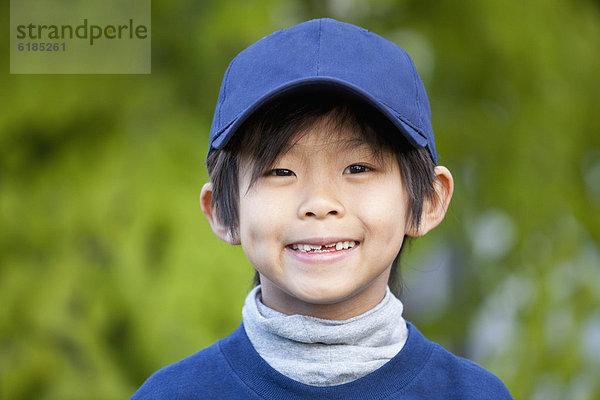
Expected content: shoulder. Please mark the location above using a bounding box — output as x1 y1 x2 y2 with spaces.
130 325 254 400
404 323 513 399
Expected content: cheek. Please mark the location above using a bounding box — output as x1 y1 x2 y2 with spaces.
358 184 407 221
369 203 407 268
238 193 286 261
239 197 265 246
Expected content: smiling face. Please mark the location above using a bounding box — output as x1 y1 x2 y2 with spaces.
236 115 410 319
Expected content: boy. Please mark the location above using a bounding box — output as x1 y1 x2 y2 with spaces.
132 18 513 399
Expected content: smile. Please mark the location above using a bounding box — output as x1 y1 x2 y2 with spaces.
289 241 358 253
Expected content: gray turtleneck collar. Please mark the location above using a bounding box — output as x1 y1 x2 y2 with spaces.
241 286 408 386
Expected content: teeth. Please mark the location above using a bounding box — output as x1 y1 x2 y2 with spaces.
292 241 356 252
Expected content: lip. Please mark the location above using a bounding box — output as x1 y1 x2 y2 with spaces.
285 238 360 265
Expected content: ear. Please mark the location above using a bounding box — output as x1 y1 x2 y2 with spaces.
200 182 240 245
407 166 454 237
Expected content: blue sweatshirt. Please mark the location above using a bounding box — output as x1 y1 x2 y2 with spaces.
131 322 513 399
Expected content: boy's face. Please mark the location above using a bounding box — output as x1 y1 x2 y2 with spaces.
236 116 412 320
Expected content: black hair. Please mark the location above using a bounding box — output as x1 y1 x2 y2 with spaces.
206 89 439 296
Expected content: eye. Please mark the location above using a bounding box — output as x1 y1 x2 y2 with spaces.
343 164 371 174
267 168 295 177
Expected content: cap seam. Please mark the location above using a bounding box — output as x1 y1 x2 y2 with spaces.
219 58 236 129
403 50 424 132
316 19 322 75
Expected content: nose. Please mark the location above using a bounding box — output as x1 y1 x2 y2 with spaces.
297 179 345 219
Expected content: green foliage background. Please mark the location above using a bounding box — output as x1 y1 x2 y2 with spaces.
2 0 600 398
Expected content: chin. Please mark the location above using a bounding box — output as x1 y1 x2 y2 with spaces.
292 282 356 305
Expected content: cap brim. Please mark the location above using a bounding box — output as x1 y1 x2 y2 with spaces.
210 77 429 152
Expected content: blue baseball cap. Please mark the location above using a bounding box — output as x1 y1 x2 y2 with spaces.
208 18 437 164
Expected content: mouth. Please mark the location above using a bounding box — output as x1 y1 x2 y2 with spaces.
288 240 358 253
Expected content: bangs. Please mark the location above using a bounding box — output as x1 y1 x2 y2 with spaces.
232 90 409 192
